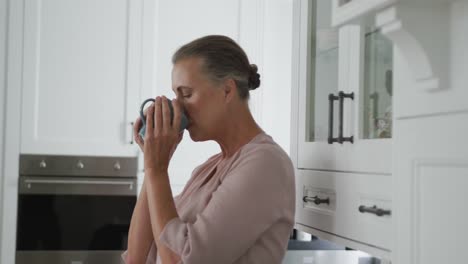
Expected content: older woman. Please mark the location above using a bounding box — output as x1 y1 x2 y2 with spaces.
123 35 295 264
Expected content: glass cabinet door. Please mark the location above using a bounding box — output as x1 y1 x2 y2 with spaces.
340 18 393 174
306 0 339 143
296 0 349 171
295 0 393 174
361 27 393 140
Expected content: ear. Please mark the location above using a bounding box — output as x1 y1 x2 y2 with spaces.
222 78 237 102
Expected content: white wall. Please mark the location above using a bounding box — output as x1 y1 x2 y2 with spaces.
137 0 293 195
156 0 240 194
0 0 8 242
260 0 293 154
1 0 23 261
135 0 242 194
0 0 6 132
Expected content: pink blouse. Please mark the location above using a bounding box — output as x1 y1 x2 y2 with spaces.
124 132 295 264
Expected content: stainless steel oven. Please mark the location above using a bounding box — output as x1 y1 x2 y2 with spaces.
16 155 138 264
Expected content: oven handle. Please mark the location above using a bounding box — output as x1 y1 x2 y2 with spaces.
24 179 134 187
19 177 137 196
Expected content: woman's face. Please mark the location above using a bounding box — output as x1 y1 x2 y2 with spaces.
172 57 226 142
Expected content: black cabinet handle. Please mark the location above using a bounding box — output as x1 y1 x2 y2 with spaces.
328 93 339 144
358 205 391 217
328 91 354 144
303 195 330 205
338 91 354 144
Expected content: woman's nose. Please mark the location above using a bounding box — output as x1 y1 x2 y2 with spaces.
175 98 188 113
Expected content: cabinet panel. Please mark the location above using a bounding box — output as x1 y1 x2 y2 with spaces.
296 169 393 253
20 0 142 156
394 113 468 264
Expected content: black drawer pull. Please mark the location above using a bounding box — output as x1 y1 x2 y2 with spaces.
358 205 391 216
303 195 330 205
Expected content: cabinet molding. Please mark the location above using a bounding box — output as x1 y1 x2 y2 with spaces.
389 1 468 118
376 6 447 92
332 0 397 27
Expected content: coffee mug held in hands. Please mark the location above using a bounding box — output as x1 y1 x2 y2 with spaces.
138 98 189 139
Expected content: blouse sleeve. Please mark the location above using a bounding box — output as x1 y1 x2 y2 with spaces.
121 193 183 264
121 242 158 264
158 146 293 264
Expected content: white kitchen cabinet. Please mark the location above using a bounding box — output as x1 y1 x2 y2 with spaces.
293 0 392 174
292 0 468 263
291 0 393 259
388 2 468 264
19 0 148 157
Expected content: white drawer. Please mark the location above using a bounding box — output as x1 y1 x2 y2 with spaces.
295 169 393 251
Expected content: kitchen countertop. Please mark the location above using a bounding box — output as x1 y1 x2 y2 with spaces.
282 250 382 264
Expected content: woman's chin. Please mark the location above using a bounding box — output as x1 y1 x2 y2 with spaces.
187 127 198 141
187 127 208 142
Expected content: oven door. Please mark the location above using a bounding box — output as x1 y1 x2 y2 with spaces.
16 176 137 264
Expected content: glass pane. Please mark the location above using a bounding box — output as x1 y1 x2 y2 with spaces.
17 194 136 250
361 28 393 139
339 0 353 7
306 0 339 142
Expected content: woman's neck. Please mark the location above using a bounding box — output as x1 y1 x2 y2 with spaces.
215 106 263 159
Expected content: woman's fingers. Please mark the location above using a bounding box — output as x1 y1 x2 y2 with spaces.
133 117 144 147
172 99 182 132
161 96 171 133
145 103 155 140
144 96 181 138
154 97 163 135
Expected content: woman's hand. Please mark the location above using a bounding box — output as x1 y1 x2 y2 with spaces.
133 115 145 152
143 96 184 174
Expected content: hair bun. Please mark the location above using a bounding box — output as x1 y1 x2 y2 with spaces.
248 64 261 90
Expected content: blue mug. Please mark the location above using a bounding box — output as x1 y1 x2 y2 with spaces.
138 98 189 139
